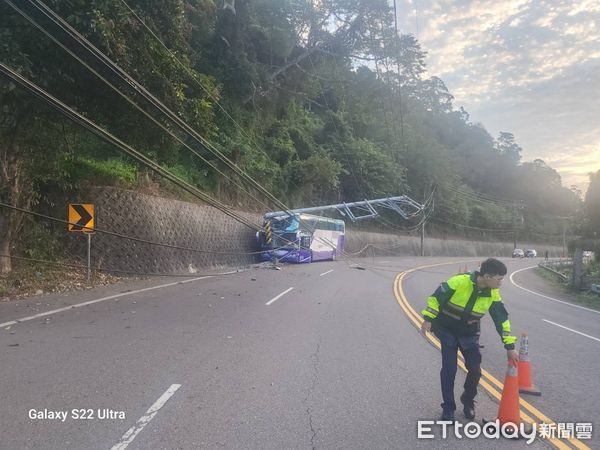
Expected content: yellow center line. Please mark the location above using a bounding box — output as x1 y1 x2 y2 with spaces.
393 261 591 450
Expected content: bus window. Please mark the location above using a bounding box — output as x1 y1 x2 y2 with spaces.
300 236 311 248
303 218 317 232
272 216 299 232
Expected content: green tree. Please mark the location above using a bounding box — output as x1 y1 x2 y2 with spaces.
0 0 218 272
495 132 522 163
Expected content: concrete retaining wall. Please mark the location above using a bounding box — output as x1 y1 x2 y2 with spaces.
66 187 261 274
345 229 562 259
64 187 561 274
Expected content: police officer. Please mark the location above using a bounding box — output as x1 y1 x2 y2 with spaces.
420 258 519 421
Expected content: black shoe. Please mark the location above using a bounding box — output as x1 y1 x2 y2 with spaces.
440 410 455 421
460 394 475 420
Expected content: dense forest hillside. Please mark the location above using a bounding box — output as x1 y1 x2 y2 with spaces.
1 0 599 273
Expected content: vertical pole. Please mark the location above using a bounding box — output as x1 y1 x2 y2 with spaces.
420 194 433 257
87 233 91 283
513 201 517 250
420 222 424 257
562 220 567 258
572 247 583 289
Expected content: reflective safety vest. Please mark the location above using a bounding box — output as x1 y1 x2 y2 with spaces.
421 271 517 349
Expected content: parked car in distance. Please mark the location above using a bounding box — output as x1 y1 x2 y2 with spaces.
513 248 525 258
525 249 537 258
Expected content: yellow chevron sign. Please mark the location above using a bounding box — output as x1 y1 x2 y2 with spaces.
68 203 94 232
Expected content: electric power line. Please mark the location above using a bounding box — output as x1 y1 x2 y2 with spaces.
432 203 514 227
0 62 260 232
118 0 305 197
428 216 516 233
7 0 432 270
17 0 298 218
5 0 282 215
1 1 517 282
1 253 249 278
0 201 282 256
445 185 516 206
7 0 348 249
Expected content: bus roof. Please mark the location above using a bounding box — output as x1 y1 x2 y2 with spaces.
267 213 344 224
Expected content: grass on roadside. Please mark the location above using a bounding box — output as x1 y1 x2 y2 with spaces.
0 260 123 302
535 267 600 311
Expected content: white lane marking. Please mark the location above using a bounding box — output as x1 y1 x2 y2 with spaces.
542 319 600 343
319 270 334 277
265 287 294 306
111 384 181 450
509 266 600 314
0 277 212 329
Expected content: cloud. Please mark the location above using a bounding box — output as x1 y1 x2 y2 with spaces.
542 135 600 191
395 0 600 194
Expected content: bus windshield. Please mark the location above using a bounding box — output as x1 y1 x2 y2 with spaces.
271 216 299 232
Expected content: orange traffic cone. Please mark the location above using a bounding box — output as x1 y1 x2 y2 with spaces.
518 333 541 396
497 360 521 427
482 360 533 438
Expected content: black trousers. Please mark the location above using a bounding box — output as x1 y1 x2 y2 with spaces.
433 324 482 412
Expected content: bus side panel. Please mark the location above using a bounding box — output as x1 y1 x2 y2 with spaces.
261 247 312 263
297 248 311 263
310 230 337 261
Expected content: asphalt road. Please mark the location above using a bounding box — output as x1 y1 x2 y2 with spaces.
0 256 597 449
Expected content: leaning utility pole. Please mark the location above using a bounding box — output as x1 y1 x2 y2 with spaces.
264 196 423 222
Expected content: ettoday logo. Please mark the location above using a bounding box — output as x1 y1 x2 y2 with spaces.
417 420 537 444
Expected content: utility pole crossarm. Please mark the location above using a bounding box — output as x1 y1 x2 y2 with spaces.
263 196 423 222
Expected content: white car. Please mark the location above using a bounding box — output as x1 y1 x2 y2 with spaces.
525 249 537 258
512 249 525 258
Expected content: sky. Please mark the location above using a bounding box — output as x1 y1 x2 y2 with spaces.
395 0 600 195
